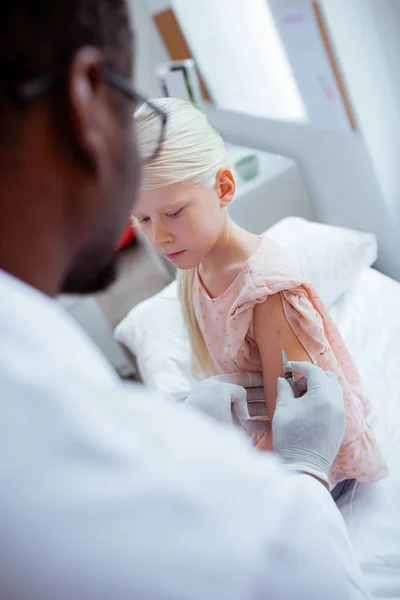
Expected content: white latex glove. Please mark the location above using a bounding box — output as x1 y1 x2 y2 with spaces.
272 362 346 485
184 372 268 435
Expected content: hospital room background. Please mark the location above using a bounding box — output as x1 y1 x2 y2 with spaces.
59 0 400 374
57 2 400 595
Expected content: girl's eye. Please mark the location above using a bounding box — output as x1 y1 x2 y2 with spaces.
139 216 151 224
166 208 184 218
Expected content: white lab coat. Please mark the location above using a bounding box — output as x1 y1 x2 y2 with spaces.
0 269 369 599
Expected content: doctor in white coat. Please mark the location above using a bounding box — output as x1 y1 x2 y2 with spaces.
0 1 369 598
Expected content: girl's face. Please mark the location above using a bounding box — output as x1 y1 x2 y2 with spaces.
133 171 234 269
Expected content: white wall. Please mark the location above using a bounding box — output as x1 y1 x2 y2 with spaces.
146 0 170 12
320 0 400 223
129 0 169 96
170 0 306 121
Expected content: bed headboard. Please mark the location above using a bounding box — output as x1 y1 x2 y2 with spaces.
206 105 400 281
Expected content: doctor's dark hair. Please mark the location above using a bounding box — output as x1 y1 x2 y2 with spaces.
0 0 133 133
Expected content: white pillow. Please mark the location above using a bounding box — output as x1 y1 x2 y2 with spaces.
266 218 377 306
115 219 377 390
115 281 195 398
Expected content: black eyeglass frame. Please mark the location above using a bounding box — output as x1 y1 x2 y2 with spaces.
12 65 167 164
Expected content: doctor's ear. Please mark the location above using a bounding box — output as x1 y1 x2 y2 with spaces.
215 169 236 207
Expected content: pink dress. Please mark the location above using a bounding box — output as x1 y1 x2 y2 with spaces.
192 236 388 488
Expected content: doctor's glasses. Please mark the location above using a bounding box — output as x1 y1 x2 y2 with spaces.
9 64 167 165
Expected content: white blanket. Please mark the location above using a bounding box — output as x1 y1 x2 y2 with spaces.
116 268 400 598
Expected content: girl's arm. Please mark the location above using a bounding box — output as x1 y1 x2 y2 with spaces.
253 292 312 450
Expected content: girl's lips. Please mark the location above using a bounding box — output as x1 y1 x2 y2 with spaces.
164 250 185 260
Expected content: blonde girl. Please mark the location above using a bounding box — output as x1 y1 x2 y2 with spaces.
133 97 387 494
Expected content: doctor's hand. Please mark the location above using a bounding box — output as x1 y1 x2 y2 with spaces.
272 362 346 486
183 372 269 435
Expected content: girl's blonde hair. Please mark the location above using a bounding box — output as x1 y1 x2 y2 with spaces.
136 98 230 378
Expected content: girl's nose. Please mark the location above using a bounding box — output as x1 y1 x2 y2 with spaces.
153 219 174 246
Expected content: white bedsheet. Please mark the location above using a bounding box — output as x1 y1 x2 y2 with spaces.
329 269 400 598
116 268 400 598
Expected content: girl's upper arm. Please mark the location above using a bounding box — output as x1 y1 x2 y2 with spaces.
253 292 311 417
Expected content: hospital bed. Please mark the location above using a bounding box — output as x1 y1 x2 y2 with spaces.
115 218 400 599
